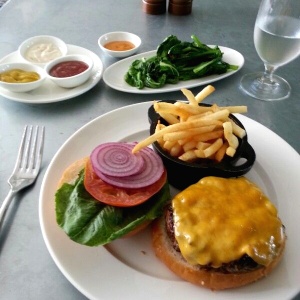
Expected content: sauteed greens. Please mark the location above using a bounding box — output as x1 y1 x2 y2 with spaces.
124 35 238 89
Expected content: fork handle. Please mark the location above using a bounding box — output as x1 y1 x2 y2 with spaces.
0 189 16 229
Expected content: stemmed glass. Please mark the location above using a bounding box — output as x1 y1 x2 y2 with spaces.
240 0 300 101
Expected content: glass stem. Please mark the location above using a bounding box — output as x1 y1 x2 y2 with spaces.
261 64 277 85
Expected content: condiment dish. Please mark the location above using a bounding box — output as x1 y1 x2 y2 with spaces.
18 35 68 66
0 62 46 93
45 54 94 88
148 101 256 190
98 32 141 58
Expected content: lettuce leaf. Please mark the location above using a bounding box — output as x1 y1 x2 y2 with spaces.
55 170 170 246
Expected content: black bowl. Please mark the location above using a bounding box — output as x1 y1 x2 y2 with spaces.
148 101 256 190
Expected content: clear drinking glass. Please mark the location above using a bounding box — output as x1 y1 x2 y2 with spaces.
240 0 300 101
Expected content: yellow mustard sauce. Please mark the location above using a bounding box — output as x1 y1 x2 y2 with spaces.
172 176 285 268
0 69 40 83
104 41 135 51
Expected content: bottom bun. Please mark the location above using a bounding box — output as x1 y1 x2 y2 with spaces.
151 216 286 290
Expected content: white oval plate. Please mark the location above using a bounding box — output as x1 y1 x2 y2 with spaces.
103 46 244 94
0 45 103 104
39 102 300 300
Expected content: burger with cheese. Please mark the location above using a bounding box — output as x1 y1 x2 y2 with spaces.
152 176 286 290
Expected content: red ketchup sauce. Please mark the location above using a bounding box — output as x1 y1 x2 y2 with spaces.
50 61 89 78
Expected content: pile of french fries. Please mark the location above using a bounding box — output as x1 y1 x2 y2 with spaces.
132 85 247 162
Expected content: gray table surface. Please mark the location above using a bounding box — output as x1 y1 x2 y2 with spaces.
0 0 299 299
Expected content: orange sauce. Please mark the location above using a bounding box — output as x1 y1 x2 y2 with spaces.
104 41 135 51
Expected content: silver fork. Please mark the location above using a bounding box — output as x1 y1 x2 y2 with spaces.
0 125 45 228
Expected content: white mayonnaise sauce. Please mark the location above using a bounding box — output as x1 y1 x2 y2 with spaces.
25 43 62 63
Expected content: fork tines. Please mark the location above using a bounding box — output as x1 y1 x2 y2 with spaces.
16 125 45 172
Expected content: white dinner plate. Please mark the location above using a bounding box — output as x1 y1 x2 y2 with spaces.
0 45 103 104
103 46 244 94
39 102 300 300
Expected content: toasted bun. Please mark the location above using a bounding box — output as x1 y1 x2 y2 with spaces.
57 157 89 188
151 216 286 290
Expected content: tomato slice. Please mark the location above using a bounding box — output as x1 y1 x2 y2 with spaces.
84 158 167 207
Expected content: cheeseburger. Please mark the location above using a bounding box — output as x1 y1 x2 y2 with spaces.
152 176 286 290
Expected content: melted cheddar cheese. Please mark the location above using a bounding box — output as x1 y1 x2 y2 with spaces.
172 176 285 268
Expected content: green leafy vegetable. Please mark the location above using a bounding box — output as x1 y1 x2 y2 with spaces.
55 170 170 246
124 34 238 89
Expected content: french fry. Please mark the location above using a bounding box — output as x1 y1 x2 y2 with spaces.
196 141 211 150
163 140 178 151
179 150 198 161
193 130 224 142
223 121 239 151
182 140 198 152
226 146 236 157
177 137 192 146
201 109 230 121
195 85 215 103
159 112 179 125
230 119 246 139
163 125 216 142
215 141 229 162
220 105 247 114
169 143 182 157
181 88 198 106
194 149 206 158
155 122 165 147
174 101 212 115
187 111 214 121
154 101 187 118
203 138 223 158
155 122 165 132
210 103 220 112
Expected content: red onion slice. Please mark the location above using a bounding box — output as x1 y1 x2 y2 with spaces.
90 142 164 189
91 142 144 177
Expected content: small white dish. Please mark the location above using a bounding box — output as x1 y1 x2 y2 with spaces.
18 35 68 66
45 54 94 88
98 31 141 58
0 62 46 92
